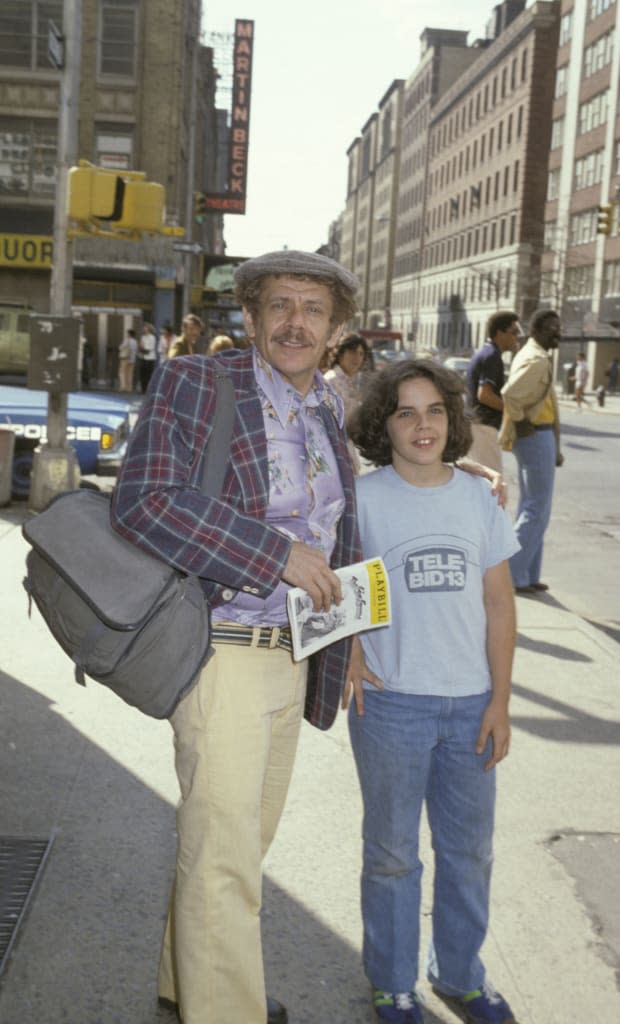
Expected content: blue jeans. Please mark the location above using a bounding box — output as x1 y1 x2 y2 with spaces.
348 690 495 996
509 429 556 588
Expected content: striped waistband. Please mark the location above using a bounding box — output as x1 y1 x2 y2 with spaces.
211 622 293 653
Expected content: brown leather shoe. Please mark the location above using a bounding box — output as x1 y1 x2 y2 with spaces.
158 994 288 1023
531 582 549 591
514 585 536 594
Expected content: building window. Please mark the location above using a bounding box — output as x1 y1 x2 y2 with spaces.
509 214 516 245
521 47 529 82
569 209 600 244
95 126 134 169
513 160 520 192
547 167 560 200
517 105 524 138
0 0 63 69
0 117 57 195
583 31 614 77
574 149 604 189
99 0 138 78
578 90 609 135
555 65 568 98
604 260 620 294
565 265 595 297
590 0 614 20
559 10 573 45
551 117 565 149
544 221 556 249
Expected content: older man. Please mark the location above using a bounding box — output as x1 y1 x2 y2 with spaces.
111 250 360 1024
499 308 564 594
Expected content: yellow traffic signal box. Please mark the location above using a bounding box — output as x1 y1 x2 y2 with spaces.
68 160 165 233
597 204 613 235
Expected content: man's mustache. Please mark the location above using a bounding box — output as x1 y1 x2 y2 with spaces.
273 328 310 345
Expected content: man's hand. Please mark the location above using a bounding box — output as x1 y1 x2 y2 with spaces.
456 458 508 508
282 541 342 612
342 636 383 715
556 452 564 468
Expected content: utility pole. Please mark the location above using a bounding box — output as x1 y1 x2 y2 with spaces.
181 21 200 316
29 0 82 511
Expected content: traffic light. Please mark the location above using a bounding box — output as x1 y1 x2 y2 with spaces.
112 179 165 232
194 192 207 223
68 162 122 220
597 203 613 235
67 160 165 233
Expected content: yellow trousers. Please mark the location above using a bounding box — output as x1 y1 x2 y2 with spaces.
158 636 307 1024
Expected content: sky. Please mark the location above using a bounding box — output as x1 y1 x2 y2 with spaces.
201 0 503 258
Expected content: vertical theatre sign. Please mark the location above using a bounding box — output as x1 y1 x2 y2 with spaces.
205 19 254 215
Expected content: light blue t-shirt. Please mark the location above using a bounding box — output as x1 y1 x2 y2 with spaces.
355 466 520 697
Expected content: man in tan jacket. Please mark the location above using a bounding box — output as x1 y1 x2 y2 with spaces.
499 309 564 594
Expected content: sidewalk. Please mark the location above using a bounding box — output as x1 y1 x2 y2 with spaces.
1 505 619 1024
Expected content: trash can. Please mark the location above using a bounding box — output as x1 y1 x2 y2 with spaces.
0 427 16 506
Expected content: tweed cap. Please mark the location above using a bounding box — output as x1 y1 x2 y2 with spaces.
233 249 359 296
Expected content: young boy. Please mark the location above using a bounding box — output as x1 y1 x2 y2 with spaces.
345 360 519 1024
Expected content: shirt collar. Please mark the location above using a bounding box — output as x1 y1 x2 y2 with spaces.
253 347 344 428
528 337 552 357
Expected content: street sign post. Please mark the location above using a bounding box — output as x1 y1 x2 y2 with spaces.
173 241 203 255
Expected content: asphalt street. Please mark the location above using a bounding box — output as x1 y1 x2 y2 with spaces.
0 389 618 1023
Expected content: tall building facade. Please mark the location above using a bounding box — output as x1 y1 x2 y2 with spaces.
542 0 620 385
418 0 559 354
0 0 223 384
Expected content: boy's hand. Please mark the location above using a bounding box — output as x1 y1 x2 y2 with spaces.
476 698 511 771
342 636 383 715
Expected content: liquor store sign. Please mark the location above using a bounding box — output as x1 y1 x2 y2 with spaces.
0 234 54 269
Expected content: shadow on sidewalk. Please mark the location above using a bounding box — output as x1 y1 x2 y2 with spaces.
0 670 447 1024
511 682 620 745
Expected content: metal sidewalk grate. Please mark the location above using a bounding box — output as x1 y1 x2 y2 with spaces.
0 836 54 977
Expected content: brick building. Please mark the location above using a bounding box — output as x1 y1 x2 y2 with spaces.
0 0 223 385
417 0 559 355
542 0 620 388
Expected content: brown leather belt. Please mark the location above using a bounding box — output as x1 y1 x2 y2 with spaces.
211 622 293 653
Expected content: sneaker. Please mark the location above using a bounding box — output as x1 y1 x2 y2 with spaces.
432 981 516 1024
373 988 424 1023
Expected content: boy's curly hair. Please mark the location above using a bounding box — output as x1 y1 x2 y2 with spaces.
349 359 472 466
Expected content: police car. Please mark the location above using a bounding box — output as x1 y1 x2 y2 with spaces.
0 384 136 498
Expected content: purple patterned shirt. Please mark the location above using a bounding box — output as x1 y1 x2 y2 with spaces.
212 348 346 626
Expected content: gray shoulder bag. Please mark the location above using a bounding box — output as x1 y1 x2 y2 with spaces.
22 367 235 719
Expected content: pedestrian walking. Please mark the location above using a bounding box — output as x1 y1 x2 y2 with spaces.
569 352 589 410
466 311 521 473
118 328 137 391
138 322 157 392
499 308 564 595
167 314 203 358
345 358 519 1024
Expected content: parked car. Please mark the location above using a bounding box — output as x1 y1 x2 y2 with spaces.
372 349 412 371
443 356 470 379
0 384 137 498
0 302 31 375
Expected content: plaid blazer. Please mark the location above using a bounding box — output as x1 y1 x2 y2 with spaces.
111 348 361 730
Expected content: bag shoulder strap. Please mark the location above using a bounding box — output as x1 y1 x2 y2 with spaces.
200 366 235 497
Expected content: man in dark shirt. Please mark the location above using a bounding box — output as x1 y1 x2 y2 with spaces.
466 310 521 471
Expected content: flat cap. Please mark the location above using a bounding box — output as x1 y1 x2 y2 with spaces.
233 249 359 295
